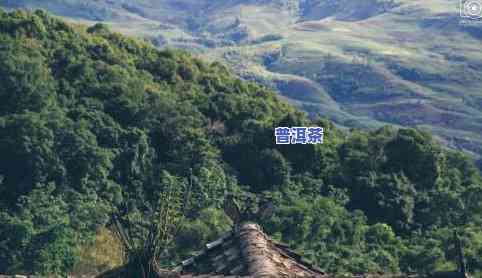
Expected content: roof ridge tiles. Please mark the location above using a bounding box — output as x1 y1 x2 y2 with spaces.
177 221 329 278
238 223 279 278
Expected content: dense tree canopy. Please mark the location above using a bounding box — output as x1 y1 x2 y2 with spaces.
0 9 481 277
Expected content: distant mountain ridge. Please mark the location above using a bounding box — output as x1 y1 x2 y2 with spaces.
3 0 482 162
1 10 481 276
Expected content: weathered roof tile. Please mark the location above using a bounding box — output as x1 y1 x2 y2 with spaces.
177 223 326 278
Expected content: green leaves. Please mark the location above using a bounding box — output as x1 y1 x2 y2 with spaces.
0 184 82 275
0 9 481 276
384 129 443 189
263 193 405 273
0 10 47 38
0 37 56 116
174 207 231 261
29 224 78 275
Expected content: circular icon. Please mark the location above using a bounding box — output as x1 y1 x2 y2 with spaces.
464 0 482 17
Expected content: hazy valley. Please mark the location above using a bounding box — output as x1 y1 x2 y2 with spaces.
1 3 482 276
3 0 482 160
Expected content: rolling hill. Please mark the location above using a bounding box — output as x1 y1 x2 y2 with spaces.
2 0 482 161
0 7 482 277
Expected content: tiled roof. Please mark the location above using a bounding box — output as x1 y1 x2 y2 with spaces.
177 223 326 278
96 222 469 278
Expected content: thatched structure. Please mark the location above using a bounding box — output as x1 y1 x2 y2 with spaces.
97 221 469 278
97 221 326 278
97 197 470 278
178 222 326 277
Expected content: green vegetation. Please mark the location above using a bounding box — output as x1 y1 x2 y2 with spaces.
0 10 481 277
5 1 482 159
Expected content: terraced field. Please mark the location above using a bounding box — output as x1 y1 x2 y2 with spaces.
3 0 482 160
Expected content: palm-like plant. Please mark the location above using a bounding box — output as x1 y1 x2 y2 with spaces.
102 174 183 278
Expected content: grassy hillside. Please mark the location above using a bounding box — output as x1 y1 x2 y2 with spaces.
0 7 481 278
6 0 480 158
4 0 482 162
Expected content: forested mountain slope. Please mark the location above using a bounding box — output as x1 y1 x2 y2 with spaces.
0 10 481 277
3 0 482 161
